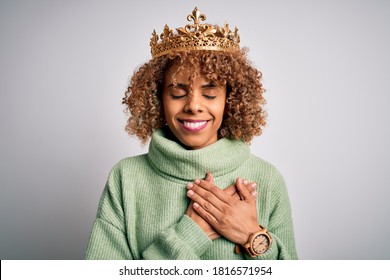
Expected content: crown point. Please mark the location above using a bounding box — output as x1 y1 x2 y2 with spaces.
150 30 158 46
188 6 206 28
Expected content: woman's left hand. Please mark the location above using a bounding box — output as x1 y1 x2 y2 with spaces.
187 177 260 245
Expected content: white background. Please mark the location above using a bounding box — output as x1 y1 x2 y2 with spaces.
0 0 389 259
2 260 390 280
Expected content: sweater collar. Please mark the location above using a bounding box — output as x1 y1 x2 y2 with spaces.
147 128 250 181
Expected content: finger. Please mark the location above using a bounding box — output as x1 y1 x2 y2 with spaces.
240 180 257 200
189 182 227 213
236 177 255 201
187 188 222 219
249 182 257 198
242 179 253 200
224 181 257 199
185 201 195 216
192 202 219 227
205 172 214 183
250 182 257 190
195 179 231 204
223 184 236 196
236 178 248 200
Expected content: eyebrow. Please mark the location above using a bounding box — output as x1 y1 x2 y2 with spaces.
167 83 188 89
201 83 218 89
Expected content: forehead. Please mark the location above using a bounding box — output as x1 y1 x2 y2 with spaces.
163 59 219 84
164 62 200 81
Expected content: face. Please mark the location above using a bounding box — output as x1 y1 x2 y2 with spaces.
162 63 226 150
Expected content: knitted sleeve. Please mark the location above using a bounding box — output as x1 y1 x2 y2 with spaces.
85 165 212 260
85 168 134 260
141 214 212 259
245 167 298 260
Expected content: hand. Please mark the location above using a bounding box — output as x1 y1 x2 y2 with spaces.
225 179 257 200
186 173 257 240
187 177 259 245
186 173 220 240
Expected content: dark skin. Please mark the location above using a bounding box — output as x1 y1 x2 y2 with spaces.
186 173 259 244
161 62 260 246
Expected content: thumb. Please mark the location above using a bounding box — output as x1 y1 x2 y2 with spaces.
224 184 237 196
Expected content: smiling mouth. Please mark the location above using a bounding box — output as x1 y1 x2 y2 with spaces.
178 119 210 132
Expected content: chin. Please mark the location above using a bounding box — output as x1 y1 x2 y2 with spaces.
178 136 214 150
179 139 204 149
166 123 219 149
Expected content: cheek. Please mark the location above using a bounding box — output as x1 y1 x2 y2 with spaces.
161 98 168 115
162 98 180 120
161 97 171 124
211 100 226 120
161 95 171 113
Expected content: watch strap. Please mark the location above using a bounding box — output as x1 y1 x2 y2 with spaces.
235 225 271 258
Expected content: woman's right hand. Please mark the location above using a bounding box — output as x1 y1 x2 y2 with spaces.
185 173 257 240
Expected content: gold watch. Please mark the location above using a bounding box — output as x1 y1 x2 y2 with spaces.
242 225 272 257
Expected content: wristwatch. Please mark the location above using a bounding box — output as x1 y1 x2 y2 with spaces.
242 225 272 257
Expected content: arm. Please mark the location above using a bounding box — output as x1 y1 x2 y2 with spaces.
86 168 259 260
86 167 211 260
186 173 258 241
187 173 298 260
249 170 298 260
85 168 133 260
187 177 260 245
142 173 257 260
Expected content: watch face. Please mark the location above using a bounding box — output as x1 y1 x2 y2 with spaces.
252 234 270 255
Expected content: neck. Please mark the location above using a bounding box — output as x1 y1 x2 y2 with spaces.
146 128 250 182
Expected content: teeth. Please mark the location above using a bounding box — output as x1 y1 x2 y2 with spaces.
182 121 207 129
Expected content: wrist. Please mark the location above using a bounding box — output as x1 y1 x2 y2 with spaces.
240 224 272 257
239 224 262 245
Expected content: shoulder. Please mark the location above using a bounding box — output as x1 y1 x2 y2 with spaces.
109 154 148 174
103 154 149 185
114 154 149 168
248 154 292 204
247 154 285 182
244 154 288 197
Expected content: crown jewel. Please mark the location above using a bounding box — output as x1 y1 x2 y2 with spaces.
150 7 240 58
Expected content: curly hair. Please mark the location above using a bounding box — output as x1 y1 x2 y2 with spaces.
122 49 267 144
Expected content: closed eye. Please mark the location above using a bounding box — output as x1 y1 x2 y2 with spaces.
170 93 186 99
202 83 221 100
203 95 217 100
167 83 188 99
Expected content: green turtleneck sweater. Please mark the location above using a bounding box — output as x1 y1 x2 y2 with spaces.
86 129 298 259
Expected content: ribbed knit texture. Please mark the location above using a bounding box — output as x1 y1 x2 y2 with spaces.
86 128 298 260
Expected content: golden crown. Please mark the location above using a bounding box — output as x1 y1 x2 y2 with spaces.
150 7 240 58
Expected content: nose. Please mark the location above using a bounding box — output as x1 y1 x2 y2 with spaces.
184 93 204 114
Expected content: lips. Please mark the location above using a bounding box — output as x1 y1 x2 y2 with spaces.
178 119 209 132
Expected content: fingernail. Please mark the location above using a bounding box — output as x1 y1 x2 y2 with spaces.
187 190 194 197
252 191 257 196
251 183 257 189
238 177 243 184
193 202 199 208
244 179 248 185
194 179 201 184
187 183 193 189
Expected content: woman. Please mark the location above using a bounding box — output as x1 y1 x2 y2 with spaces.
86 7 297 260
